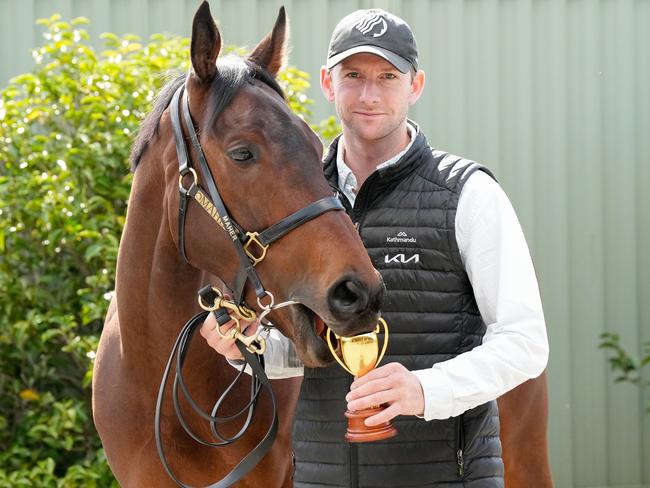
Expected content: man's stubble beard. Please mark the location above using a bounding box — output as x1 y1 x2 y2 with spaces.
341 112 408 144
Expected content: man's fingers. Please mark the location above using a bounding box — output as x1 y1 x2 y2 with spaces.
365 404 400 426
345 362 424 418
347 389 394 412
200 312 262 361
346 377 392 402
350 363 397 389
200 313 218 338
243 319 260 336
201 314 237 338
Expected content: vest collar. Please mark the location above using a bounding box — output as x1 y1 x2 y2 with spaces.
323 120 431 191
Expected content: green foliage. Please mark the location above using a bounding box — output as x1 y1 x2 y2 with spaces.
0 14 337 486
279 67 341 143
313 116 342 144
599 332 650 412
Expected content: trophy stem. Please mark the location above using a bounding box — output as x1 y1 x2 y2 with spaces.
344 407 398 443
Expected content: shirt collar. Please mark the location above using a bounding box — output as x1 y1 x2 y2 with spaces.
336 122 417 200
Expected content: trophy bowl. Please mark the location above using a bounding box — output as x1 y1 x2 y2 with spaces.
326 318 398 443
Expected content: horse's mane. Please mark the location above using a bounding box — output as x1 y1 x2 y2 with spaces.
129 55 285 171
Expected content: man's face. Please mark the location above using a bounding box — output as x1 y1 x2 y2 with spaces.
321 53 424 143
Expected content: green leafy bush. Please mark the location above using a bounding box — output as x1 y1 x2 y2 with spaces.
599 332 650 412
0 14 338 486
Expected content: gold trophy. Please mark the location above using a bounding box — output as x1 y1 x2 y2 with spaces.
326 318 398 442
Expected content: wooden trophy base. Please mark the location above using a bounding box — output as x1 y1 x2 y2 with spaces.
345 407 398 443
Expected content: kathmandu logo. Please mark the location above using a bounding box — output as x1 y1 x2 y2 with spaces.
386 231 417 244
354 13 388 38
384 253 420 264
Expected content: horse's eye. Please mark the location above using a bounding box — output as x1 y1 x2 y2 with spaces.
228 147 255 163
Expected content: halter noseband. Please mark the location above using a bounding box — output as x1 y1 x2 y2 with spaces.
170 82 344 307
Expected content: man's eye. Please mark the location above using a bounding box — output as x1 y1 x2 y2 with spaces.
228 147 255 162
383 73 397 79
346 72 360 78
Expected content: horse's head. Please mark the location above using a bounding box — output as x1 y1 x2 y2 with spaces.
157 2 384 367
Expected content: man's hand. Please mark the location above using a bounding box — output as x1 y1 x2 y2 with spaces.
200 312 260 361
345 362 425 426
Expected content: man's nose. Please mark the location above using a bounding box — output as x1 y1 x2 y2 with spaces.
359 80 380 104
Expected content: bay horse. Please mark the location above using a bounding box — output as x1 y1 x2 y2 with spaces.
92 3 384 486
93 2 552 487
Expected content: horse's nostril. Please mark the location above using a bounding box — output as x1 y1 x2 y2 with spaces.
328 279 370 315
334 281 361 306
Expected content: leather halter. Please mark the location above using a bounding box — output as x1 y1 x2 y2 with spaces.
156 80 344 488
170 82 344 306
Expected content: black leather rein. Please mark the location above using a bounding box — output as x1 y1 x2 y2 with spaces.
154 80 344 488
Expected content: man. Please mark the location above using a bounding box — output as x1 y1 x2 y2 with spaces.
201 8 548 487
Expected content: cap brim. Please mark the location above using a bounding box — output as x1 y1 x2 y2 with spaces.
326 45 411 74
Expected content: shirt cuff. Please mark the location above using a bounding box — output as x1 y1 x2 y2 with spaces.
412 367 455 421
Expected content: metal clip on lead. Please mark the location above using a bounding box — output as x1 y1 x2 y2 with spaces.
198 286 266 354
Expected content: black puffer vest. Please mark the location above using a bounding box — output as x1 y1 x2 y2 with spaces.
292 129 504 488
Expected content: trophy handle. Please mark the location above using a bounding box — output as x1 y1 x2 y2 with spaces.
326 328 354 375
375 317 389 367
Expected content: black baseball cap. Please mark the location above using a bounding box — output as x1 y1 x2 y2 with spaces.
326 9 419 74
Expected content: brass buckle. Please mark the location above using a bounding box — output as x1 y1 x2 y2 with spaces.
233 331 266 355
237 305 257 321
198 287 225 312
198 287 255 317
244 232 269 266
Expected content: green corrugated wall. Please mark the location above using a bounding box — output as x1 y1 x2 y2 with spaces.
1 1 649 486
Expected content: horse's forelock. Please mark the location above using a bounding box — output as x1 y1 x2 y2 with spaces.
204 55 285 130
204 55 250 130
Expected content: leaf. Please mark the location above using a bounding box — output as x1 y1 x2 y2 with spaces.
83 243 104 262
41 328 64 343
9 73 37 85
52 21 71 32
19 389 41 401
71 17 90 26
25 110 42 122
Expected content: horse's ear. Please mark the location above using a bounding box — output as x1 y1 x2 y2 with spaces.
248 6 288 77
190 1 221 83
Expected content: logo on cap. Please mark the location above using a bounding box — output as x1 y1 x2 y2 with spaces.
354 13 388 38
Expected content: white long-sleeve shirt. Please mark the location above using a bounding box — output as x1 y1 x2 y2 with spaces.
241 130 549 421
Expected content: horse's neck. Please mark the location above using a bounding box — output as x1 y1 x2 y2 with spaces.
115 162 202 356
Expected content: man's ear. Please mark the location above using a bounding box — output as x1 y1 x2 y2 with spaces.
320 66 335 102
409 69 426 105
248 6 288 77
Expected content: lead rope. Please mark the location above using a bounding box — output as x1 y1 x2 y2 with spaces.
155 287 297 488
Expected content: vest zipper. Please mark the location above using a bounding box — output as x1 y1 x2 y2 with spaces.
352 171 380 226
349 443 358 488
456 414 465 478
